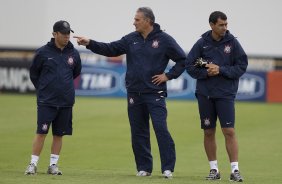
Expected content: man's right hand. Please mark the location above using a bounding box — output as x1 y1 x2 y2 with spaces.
73 36 90 46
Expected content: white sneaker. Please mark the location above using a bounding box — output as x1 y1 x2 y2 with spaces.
136 170 151 176
163 170 173 179
25 163 37 175
47 164 62 175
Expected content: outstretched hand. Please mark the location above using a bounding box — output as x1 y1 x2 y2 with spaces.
73 36 90 46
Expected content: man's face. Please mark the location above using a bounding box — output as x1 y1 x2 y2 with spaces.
53 31 70 47
210 18 228 38
133 11 150 33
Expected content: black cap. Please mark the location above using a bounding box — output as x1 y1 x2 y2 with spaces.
53 20 74 34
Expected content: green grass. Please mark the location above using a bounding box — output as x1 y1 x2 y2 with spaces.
0 94 281 184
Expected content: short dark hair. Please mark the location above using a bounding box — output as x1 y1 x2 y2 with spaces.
137 7 155 25
209 11 227 24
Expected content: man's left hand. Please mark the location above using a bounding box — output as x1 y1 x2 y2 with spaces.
206 63 220 76
152 73 169 85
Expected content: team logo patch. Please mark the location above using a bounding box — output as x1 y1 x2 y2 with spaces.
224 45 232 54
42 123 48 131
129 97 134 104
152 40 159 48
204 118 210 126
67 57 74 65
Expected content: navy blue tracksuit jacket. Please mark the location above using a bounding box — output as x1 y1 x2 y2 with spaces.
86 23 186 173
30 38 82 107
86 23 186 93
185 30 248 99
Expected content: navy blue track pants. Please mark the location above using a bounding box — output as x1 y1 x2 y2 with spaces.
127 92 176 173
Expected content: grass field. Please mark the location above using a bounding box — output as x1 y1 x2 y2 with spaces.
0 94 281 184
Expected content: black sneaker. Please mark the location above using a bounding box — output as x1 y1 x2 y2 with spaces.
230 170 243 182
206 169 221 180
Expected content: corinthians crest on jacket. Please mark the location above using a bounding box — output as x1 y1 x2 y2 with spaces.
224 45 232 54
152 40 159 48
67 56 74 65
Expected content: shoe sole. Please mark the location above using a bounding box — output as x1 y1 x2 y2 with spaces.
25 173 37 175
230 179 243 182
164 176 173 179
47 172 62 175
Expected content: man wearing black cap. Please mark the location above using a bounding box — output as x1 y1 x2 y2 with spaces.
25 20 81 175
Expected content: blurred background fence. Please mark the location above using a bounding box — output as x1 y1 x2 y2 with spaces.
1 48 281 102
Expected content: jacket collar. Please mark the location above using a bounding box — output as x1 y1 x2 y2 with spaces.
136 23 162 40
47 38 74 51
202 30 234 44
147 23 162 40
